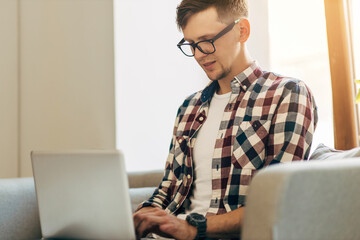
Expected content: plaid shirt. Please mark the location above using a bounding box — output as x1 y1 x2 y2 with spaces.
138 62 318 216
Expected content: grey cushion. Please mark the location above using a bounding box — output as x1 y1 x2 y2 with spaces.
242 158 360 240
310 143 360 160
0 178 41 240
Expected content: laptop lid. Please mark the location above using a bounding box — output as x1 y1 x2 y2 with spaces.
31 150 135 240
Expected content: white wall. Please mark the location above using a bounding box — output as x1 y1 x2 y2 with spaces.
115 0 207 172
248 0 270 70
0 0 116 178
114 0 270 172
0 0 19 177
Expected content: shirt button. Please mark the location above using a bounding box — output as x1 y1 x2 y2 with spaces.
199 116 204 122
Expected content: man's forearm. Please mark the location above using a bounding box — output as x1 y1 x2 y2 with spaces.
206 207 245 239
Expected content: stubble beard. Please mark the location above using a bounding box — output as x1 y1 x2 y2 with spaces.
208 65 232 82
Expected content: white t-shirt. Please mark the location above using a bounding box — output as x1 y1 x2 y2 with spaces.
185 91 231 216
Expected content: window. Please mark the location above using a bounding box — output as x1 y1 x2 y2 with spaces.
350 0 360 141
350 0 360 80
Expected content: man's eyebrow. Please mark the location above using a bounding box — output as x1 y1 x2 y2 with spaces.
184 34 215 43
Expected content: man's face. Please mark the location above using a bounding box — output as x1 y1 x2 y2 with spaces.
182 7 241 82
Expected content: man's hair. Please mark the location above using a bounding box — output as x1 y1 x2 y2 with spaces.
176 0 249 30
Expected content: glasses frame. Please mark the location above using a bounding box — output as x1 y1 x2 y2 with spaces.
177 19 241 57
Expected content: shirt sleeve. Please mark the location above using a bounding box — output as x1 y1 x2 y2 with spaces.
135 101 187 212
264 79 318 166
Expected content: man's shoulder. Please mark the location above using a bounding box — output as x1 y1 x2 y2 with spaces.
180 87 207 107
175 89 203 116
260 71 312 96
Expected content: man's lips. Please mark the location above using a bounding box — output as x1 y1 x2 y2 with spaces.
203 61 216 70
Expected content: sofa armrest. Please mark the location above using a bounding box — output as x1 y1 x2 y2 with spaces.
242 158 360 240
127 169 163 188
0 178 41 240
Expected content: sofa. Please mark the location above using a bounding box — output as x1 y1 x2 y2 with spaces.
0 170 163 240
242 157 360 240
1 144 360 240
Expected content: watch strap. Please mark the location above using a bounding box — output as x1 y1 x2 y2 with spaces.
195 219 207 240
186 213 207 240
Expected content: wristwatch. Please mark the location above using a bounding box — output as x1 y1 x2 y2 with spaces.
186 213 207 240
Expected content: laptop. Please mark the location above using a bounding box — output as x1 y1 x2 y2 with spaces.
31 150 136 240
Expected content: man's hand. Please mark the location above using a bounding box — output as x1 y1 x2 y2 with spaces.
133 208 197 239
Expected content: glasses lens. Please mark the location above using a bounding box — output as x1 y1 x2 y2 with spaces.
179 44 194 56
197 41 215 54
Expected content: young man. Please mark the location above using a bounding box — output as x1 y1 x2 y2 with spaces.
133 0 318 239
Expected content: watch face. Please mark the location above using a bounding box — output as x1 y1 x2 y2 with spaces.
186 213 207 226
191 213 205 220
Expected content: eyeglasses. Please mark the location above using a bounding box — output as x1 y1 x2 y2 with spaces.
177 19 240 57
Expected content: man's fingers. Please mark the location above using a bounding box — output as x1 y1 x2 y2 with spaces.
133 208 192 239
133 208 163 230
134 209 169 238
135 214 155 237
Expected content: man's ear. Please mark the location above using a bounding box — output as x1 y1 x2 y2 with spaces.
237 18 250 43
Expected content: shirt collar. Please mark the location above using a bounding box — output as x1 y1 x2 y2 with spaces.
200 61 263 103
232 61 263 93
200 80 218 103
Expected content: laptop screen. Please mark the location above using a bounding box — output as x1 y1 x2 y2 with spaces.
31 150 135 240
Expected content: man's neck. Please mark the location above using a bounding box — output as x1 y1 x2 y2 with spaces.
217 50 253 95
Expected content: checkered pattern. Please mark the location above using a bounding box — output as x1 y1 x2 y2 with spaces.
138 62 318 216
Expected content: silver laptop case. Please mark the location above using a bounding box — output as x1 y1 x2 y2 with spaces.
31 150 135 240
